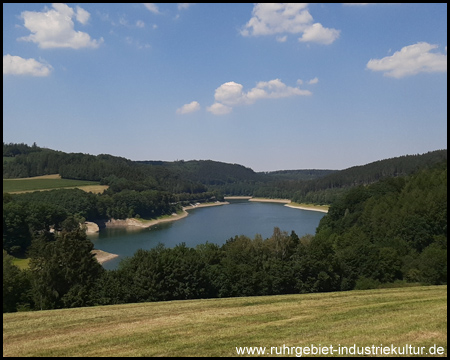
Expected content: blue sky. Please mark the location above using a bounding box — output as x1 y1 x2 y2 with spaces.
3 3 447 172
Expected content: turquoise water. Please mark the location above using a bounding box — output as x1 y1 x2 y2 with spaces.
89 200 326 270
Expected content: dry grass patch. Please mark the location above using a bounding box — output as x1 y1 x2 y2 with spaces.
76 185 109 194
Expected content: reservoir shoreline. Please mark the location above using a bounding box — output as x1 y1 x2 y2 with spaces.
89 198 327 264
89 201 229 263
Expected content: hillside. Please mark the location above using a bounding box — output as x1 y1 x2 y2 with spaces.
138 159 265 185
3 285 447 357
252 150 447 204
4 143 446 200
3 142 447 315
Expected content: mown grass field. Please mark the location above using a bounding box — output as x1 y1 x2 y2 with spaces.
3 285 447 357
3 174 107 194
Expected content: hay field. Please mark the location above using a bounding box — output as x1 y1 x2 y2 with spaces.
3 285 447 357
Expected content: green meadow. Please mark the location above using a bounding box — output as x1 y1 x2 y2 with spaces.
3 174 104 194
3 285 447 357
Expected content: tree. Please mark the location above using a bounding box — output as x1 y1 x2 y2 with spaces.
28 220 104 310
3 251 32 312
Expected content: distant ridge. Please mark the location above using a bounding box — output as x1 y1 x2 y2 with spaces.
3 142 446 203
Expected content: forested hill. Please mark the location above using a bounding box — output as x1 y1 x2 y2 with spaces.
253 150 448 203
317 150 448 188
2 142 447 201
137 159 265 185
260 169 337 181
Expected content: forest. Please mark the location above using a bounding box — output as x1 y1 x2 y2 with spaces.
3 142 447 312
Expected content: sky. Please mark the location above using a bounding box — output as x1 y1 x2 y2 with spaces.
3 3 447 172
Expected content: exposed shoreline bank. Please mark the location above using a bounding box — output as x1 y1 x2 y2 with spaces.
284 203 329 213
91 249 119 265
226 196 329 213
89 202 229 263
248 197 291 204
132 201 230 229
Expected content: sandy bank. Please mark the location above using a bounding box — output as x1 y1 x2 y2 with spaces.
225 197 328 213
248 197 291 204
224 196 252 200
85 221 100 234
284 204 329 213
183 201 230 211
95 201 230 230
246 197 328 212
91 249 119 264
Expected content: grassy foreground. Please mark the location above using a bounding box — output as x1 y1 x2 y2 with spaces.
3 285 447 357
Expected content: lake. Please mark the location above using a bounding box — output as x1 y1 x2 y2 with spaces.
88 200 326 270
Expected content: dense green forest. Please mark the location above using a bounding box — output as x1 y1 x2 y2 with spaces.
3 141 446 201
3 142 447 312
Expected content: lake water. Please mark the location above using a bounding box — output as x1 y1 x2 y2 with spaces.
88 200 326 270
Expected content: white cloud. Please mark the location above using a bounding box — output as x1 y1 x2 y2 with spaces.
214 82 246 106
298 23 340 45
366 42 447 78
207 103 232 116
75 6 90 25
241 3 339 45
308 77 319 84
136 20 145 28
241 3 311 36
177 101 201 114
3 54 52 76
19 4 103 49
143 3 160 14
208 78 312 115
248 79 312 101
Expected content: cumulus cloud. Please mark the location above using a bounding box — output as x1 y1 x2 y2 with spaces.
366 42 447 78
75 6 90 25
298 23 340 45
214 82 246 106
207 79 311 115
19 3 103 49
206 103 232 116
177 101 201 114
249 79 312 100
3 54 52 76
241 3 339 45
308 77 319 84
143 3 160 14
